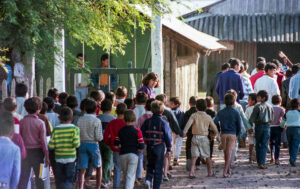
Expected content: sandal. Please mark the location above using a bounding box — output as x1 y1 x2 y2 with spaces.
189 175 196 179
207 172 215 177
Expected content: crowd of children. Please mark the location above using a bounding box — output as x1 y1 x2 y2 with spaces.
0 61 299 189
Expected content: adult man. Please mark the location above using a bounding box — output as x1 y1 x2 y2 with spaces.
216 58 245 107
289 63 300 100
207 63 230 112
254 63 280 105
282 65 299 108
74 53 89 106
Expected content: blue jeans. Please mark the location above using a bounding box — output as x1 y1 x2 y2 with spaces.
146 144 165 189
75 87 88 108
113 152 121 188
136 152 143 179
100 85 109 93
255 125 270 165
55 162 75 189
270 126 282 160
286 127 300 164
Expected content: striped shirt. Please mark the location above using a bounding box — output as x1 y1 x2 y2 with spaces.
48 124 80 163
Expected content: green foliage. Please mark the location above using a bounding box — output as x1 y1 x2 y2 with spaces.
0 0 170 66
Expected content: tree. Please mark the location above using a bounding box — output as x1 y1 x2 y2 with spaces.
0 0 170 65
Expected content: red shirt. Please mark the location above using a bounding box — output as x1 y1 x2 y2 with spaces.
96 104 101 115
104 119 126 152
250 70 265 88
276 72 284 90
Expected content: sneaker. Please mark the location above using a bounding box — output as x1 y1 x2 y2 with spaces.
145 180 151 189
163 176 169 182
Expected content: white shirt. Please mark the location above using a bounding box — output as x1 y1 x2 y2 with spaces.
133 105 146 126
254 75 280 105
14 62 25 82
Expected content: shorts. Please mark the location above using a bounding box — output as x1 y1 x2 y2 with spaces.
77 142 102 169
191 135 210 158
221 134 236 152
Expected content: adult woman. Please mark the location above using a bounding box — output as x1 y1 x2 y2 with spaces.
136 72 159 99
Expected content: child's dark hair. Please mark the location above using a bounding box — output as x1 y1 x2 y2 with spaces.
47 88 59 99
285 69 293 78
90 91 101 101
289 98 299 110
145 98 155 111
43 97 55 110
0 111 14 136
116 103 127 115
142 72 159 88
155 94 167 103
124 98 134 109
40 102 48 114
151 100 164 114
271 94 282 105
101 53 109 62
66 95 78 109
248 93 257 103
229 58 241 69
224 93 235 106
189 96 197 106
24 97 42 114
257 90 269 102
15 83 28 97
221 63 230 71
205 96 214 108
59 107 73 122
58 92 69 106
257 56 266 63
101 99 112 112
105 92 116 103
169 97 181 106
84 99 97 114
124 110 136 123
3 97 17 112
77 53 83 58
115 86 127 98
80 98 89 112
196 99 207 111
256 61 266 71
264 63 277 73
136 92 148 104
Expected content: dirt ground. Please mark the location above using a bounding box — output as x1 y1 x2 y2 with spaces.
50 139 300 189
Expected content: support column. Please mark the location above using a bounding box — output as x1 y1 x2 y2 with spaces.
151 15 163 95
54 28 65 92
202 55 208 91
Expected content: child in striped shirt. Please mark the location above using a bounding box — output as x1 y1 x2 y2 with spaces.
49 107 80 189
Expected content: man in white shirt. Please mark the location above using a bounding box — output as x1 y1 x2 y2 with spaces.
254 63 280 105
75 53 89 107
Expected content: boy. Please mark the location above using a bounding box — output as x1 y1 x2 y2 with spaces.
245 93 257 163
205 96 217 158
49 107 80 189
115 86 127 105
90 90 105 115
249 90 274 169
44 97 60 128
214 93 241 177
183 99 218 178
114 110 145 189
47 88 60 113
15 83 28 117
77 99 103 189
105 91 117 116
103 103 127 189
280 98 300 166
19 97 49 189
136 98 155 129
0 111 21 189
141 100 172 189
270 95 285 165
97 99 116 188
169 97 184 166
66 95 83 125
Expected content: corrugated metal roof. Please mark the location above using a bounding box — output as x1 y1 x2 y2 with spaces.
185 13 300 42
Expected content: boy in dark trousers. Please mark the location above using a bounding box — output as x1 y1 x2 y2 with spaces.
141 100 172 189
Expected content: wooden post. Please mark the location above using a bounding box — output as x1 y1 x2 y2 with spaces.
2 80 7 100
39 77 44 98
11 79 16 98
151 14 163 95
170 39 177 97
33 79 37 97
24 51 35 97
202 55 208 91
46 77 52 95
54 28 66 92
164 36 171 97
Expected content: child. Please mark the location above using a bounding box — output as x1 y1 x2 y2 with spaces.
182 96 198 171
97 99 116 188
141 100 172 189
66 95 83 125
77 99 103 189
15 83 28 117
183 99 218 178
38 102 52 137
49 107 80 189
19 97 49 189
124 98 135 109
169 97 184 166
280 98 300 167
136 72 159 99
249 90 274 169
270 95 285 165
136 98 155 129
115 86 127 105
44 97 60 128
114 110 145 189
205 96 217 159
90 90 105 115
103 103 127 189
47 88 60 113
104 91 117 116
214 93 241 177
57 92 69 112
245 93 257 163
0 111 21 189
